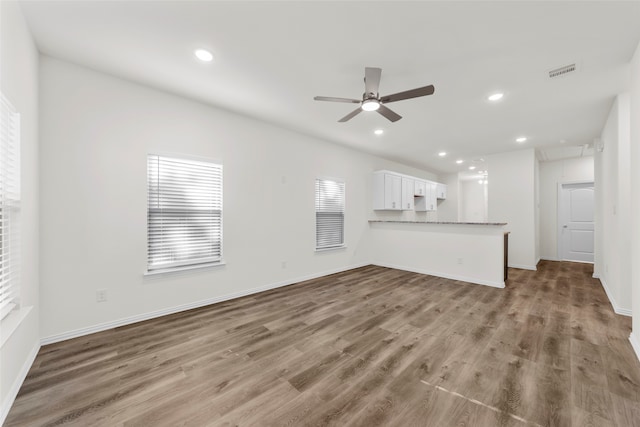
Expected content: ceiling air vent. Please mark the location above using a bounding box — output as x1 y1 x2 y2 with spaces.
548 63 577 79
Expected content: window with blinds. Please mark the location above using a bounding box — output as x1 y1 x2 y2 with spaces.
1 93 21 321
147 155 222 271
315 178 345 250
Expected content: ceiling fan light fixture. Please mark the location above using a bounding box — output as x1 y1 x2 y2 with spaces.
361 99 380 112
314 67 433 122
194 49 213 62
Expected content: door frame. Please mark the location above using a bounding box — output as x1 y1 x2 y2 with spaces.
557 180 594 262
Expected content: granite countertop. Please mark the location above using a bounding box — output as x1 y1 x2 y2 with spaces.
368 220 507 226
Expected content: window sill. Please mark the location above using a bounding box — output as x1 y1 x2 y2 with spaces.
315 245 347 253
1 306 33 349
144 261 226 277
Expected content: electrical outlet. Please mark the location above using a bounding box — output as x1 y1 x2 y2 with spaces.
96 289 108 303
281 261 287 269
457 258 463 265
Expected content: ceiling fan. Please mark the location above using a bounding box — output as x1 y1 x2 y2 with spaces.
314 67 435 123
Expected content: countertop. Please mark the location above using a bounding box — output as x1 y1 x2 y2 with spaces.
368 220 507 226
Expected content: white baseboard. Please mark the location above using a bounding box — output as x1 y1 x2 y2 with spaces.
560 259 594 264
592 273 600 279
630 332 640 363
0 342 40 426
598 277 632 316
40 262 369 345
372 262 504 289
540 256 560 262
508 263 537 271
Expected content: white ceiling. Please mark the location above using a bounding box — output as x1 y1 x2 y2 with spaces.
18 1 640 174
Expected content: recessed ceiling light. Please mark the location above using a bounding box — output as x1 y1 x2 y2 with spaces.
488 93 504 101
456 159 464 164
438 152 447 157
469 166 476 170
478 179 484 184
361 99 380 111
194 49 213 62
516 136 527 143
374 129 384 135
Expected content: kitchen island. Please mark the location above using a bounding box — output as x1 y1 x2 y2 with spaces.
368 220 508 288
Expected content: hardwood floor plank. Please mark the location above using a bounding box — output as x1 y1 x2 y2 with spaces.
529 364 571 427
539 331 571 370
600 337 640 401
491 354 538 423
572 406 616 427
609 392 640 427
6 261 640 426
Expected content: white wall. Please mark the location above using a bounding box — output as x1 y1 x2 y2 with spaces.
39 57 440 341
534 159 540 263
459 180 487 222
0 1 40 422
539 156 594 261
486 149 537 270
618 93 632 315
435 173 458 222
594 140 603 279
630 41 640 357
596 94 632 316
370 222 506 288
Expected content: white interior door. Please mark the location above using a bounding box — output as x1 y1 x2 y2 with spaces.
559 182 594 263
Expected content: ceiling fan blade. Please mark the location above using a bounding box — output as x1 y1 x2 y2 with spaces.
380 85 435 104
376 104 402 122
314 96 361 104
365 67 382 96
338 107 363 122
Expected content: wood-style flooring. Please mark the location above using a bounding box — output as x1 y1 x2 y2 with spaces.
6 262 640 426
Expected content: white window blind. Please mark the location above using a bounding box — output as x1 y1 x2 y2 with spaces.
147 155 222 271
0 93 20 320
315 178 345 249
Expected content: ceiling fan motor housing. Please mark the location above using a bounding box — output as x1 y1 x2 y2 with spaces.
363 92 379 101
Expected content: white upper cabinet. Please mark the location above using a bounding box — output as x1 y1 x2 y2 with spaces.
416 181 436 211
415 182 429 212
414 180 427 197
384 173 402 210
436 183 447 200
402 177 415 210
373 171 402 210
426 181 437 211
373 170 443 211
